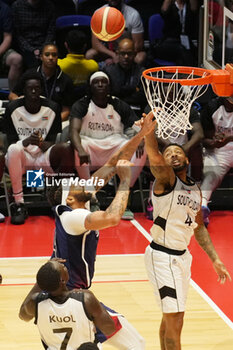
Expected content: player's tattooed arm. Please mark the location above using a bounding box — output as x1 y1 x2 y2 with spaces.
194 223 219 262
84 161 131 230
194 209 219 261
92 112 156 193
92 128 147 192
194 210 231 283
92 165 116 193
101 111 157 167
105 181 130 217
85 184 130 230
105 160 131 218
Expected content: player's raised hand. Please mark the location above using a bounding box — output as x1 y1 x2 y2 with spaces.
213 258 232 284
134 110 157 136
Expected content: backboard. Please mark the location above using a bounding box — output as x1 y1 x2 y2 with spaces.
203 0 233 69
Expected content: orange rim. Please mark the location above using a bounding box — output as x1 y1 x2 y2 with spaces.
142 66 213 86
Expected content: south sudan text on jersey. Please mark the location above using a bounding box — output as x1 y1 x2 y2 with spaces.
177 194 200 211
17 127 48 137
88 121 114 132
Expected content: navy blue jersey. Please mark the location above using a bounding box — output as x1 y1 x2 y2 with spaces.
51 205 124 344
52 205 99 289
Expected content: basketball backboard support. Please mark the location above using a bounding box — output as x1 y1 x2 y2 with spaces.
203 0 233 70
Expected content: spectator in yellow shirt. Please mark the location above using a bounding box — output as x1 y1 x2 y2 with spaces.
58 30 99 99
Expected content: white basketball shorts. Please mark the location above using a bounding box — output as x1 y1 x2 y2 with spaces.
144 244 192 313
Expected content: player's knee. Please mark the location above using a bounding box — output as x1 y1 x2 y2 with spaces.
164 312 184 332
174 313 184 332
6 52 23 68
7 143 22 157
51 143 73 164
61 143 73 159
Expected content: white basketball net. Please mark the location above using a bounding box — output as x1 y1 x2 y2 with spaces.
142 69 208 139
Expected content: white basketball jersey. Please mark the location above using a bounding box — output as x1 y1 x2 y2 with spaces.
35 291 95 350
151 176 201 250
212 105 233 150
11 105 55 141
80 100 124 139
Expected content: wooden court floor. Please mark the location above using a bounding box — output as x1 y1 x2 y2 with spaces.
0 255 233 350
0 211 233 349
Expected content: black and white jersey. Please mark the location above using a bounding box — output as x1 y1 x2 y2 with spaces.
70 95 137 139
151 176 201 250
35 291 95 350
201 97 233 150
3 96 62 148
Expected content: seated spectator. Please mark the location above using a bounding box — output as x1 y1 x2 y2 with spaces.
69 71 147 220
9 43 75 122
201 96 233 226
123 0 164 39
11 0 56 69
103 38 147 117
0 139 5 223
0 0 23 90
4 71 74 225
86 0 146 66
58 30 99 99
0 100 10 222
150 0 199 66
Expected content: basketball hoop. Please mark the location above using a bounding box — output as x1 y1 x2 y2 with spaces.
141 64 233 139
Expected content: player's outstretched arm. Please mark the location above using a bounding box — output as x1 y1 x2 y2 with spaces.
92 111 157 192
194 209 231 284
83 290 116 336
85 160 131 230
140 111 175 185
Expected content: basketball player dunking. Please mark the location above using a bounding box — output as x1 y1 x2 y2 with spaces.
139 111 231 349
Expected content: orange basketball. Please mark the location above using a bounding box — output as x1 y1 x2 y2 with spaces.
91 7 125 42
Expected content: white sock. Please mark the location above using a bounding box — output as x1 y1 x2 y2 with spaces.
201 197 208 207
14 191 24 204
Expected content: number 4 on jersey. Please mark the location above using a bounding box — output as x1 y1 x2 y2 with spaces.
185 214 193 226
